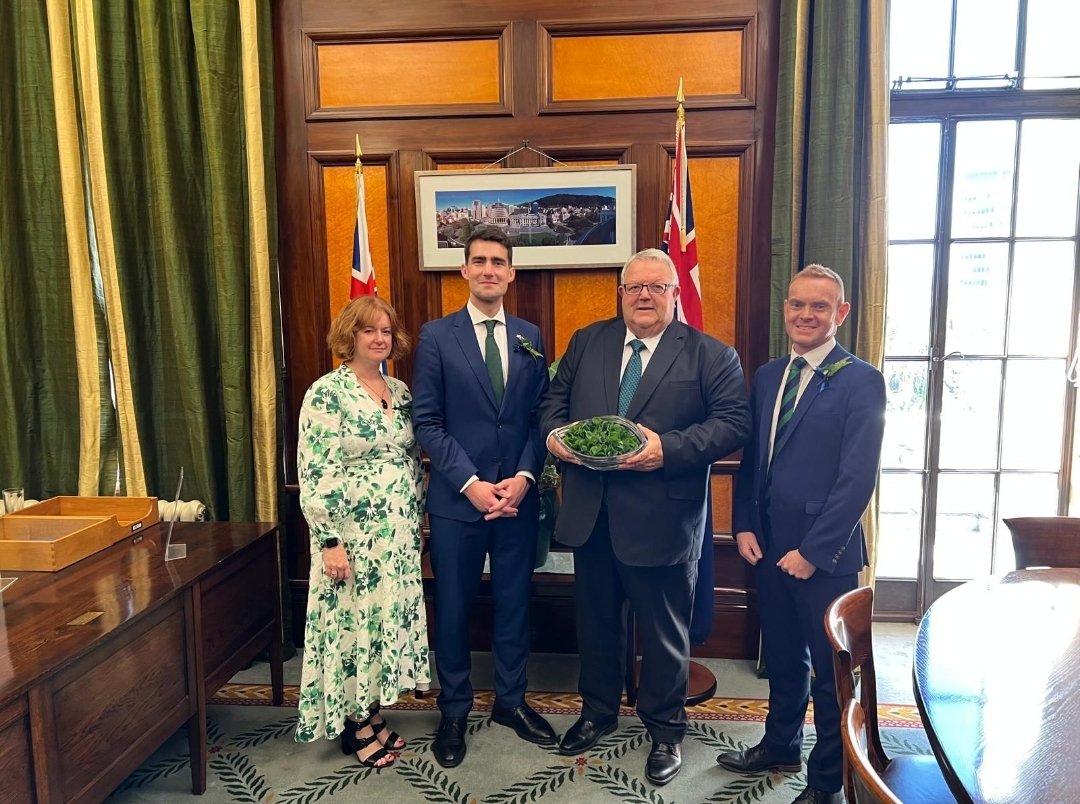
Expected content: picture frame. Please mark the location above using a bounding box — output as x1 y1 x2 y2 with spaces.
414 165 637 270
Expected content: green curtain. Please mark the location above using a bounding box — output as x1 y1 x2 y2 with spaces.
770 0 889 584
770 0 889 361
82 0 279 520
0 0 82 498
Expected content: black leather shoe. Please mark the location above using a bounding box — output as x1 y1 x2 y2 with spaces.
557 717 618 755
791 786 843 803
716 742 802 774
491 703 557 746
645 742 682 786
433 716 467 768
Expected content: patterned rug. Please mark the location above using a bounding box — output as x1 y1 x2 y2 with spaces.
107 685 929 803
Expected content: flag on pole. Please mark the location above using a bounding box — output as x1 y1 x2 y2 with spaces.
662 82 703 329
350 134 377 298
661 81 713 645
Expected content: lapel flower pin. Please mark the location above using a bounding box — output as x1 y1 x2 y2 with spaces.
515 334 543 360
815 357 852 391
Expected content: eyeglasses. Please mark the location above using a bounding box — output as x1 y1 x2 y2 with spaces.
620 282 676 296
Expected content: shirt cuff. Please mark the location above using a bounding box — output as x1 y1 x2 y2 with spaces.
460 475 479 494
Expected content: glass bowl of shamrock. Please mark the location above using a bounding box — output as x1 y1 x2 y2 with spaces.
552 415 647 470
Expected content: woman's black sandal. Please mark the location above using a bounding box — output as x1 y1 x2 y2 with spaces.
370 717 407 751
341 720 397 768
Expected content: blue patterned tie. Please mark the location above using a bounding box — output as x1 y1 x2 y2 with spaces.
772 356 807 460
618 340 646 416
483 320 504 406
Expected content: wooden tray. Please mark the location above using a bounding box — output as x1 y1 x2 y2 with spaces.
0 516 126 572
9 496 160 534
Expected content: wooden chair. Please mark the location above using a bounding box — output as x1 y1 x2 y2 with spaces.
825 587 954 803
841 699 902 804
1002 516 1080 569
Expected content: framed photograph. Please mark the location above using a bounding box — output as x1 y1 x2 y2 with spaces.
414 165 637 270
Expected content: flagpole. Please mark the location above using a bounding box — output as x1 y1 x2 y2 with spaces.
675 79 687 251
350 133 378 300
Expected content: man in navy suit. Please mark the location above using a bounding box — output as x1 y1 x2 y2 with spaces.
716 264 886 804
540 248 751 786
413 227 556 768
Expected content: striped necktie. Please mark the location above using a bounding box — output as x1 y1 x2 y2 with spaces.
483 320 504 406
772 356 807 460
618 339 645 416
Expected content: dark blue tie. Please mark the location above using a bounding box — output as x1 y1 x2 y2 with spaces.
618 340 645 416
772 356 807 460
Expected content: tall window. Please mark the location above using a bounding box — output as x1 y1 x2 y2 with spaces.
878 0 1080 614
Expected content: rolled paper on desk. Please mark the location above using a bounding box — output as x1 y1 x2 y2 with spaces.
157 500 208 522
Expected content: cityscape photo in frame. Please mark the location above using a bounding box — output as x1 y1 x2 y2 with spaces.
414 165 637 270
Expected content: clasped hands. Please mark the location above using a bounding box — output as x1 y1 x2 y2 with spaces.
734 532 817 579
465 475 530 521
546 424 664 472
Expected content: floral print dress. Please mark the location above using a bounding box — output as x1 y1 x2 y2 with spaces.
295 365 430 743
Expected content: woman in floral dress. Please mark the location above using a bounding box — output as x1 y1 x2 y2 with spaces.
295 296 429 769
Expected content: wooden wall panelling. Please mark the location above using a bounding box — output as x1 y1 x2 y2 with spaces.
548 154 624 360
274 0 314 491
541 23 752 114
306 27 513 120
274 0 781 657
319 159 392 328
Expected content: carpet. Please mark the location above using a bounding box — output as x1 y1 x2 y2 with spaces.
107 685 930 803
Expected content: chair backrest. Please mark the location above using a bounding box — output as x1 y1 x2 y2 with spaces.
1003 517 1080 569
824 585 888 802
841 700 903 804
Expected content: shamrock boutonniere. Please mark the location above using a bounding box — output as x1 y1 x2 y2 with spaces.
815 357 852 391
515 334 543 360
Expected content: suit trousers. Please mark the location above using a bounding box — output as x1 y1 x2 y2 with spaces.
755 551 858 793
573 513 697 744
429 513 535 717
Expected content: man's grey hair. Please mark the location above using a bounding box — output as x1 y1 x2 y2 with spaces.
793 263 845 303
620 248 679 284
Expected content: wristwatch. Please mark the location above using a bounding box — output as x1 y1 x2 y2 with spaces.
321 537 340 549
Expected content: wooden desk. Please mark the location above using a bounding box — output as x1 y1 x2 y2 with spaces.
0 521 283 803
913 568 1080 804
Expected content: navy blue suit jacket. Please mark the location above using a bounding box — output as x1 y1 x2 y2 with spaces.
540 317 751 567
733 344 885 575
412 307 549 523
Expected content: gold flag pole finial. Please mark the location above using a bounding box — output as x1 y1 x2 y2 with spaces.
674 80 687 249
355 133 364 174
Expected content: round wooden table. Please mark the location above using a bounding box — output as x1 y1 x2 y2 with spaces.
913 568 1080 803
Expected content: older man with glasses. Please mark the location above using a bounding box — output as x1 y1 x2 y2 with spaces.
540 248 751 786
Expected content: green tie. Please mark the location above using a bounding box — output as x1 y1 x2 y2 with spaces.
772 356 807 460
484 319 504 406
618 339 645 416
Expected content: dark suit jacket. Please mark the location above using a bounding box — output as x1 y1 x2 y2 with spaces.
732 344 886 575
413 307 549 523
539 318 750 567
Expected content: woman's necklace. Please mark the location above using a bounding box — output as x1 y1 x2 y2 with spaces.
352 370 389 410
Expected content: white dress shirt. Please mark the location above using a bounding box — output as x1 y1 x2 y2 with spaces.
467 301 509 382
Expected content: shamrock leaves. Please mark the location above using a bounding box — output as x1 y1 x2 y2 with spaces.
815 357 852 391
515 334 543 360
